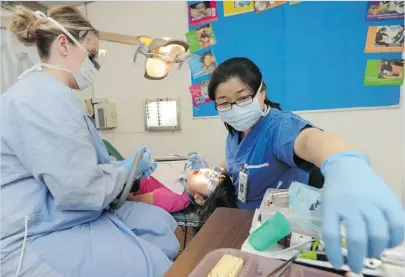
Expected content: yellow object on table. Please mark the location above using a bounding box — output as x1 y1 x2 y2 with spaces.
207 254 244 277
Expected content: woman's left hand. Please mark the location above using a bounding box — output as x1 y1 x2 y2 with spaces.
320 151 404 274
121 147 157 178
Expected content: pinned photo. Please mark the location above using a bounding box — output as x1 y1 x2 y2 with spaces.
364 59 404 86
253 1 286 13
224 1 254 17
365 25 404 53
235 1 252 8
188 1 218 26
189 79 211 107
186 23 216 53
366 1 404 21
188 50 218 79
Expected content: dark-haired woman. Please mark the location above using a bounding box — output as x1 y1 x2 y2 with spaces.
208 57 404 274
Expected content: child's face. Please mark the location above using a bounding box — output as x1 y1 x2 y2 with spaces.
204 55 214 66
186 168 220 205
195 3 206 14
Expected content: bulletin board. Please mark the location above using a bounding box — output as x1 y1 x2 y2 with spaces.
188 1 403 118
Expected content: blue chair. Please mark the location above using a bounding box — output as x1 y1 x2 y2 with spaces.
171 207 204 250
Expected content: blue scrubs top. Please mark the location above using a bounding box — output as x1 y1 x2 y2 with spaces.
225 108 314 209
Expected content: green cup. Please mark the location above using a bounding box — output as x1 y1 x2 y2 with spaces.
248 212 292 251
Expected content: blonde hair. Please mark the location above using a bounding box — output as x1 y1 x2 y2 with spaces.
9 5 99 58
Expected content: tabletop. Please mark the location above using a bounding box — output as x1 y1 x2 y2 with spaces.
165 207 254 277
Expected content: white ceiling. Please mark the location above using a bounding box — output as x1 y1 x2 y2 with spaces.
37 1 88 7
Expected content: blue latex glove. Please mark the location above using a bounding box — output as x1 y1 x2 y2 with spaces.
321 151 404 274
120 147 157 178
184 152 209 172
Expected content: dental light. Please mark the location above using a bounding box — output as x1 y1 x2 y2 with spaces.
98 32 191 80
133 36 190 80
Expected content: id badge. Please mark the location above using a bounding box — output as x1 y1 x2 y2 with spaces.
238 169 248 203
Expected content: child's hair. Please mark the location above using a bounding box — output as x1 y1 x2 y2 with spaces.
197 173 237 221
191 1 211 9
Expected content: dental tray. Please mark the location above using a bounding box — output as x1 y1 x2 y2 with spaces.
188 248 341 277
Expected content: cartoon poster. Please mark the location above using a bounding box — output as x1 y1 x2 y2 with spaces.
364 59 404 86
223 1 254 17
289 1 303 5
185 24 217 53
188 50 218 79
188 1 218 26
253 1 286 13
189 80 211 106
366 1 404 21
365 25 404 53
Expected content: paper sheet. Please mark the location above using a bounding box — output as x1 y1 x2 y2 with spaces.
151 163 184 195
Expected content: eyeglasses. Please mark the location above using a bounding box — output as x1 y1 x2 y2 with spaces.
215 95 254 112
207 166 223 194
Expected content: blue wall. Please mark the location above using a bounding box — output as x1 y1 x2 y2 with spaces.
188 1 402 117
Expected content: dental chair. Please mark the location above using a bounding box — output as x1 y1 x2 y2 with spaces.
102 139 204 250
103 139 125 161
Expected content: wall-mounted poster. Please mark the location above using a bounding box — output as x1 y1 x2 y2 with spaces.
364 59 404 86
365 25 404 53
189 80 211 107
188 50 218 79
366 1 404 21
188 1 218 26
186 24 217 53
224 1 254 17
254 1 286 13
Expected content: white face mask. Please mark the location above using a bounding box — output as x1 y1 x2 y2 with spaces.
17 11 100 90
218 83 267 132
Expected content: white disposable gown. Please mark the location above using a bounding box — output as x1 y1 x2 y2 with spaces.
0 69 179 277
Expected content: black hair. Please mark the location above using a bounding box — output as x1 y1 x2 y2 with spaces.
199 32 211 39
197 173 237 221
190 1 210 9
208 57 281 135
197 23 210 32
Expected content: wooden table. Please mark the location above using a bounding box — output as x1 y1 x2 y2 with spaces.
165 208 254 277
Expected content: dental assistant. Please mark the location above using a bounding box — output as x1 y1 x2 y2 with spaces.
208 57 404 274
1 6 179 277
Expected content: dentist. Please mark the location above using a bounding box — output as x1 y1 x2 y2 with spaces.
1 6 178 277
208 57 404 274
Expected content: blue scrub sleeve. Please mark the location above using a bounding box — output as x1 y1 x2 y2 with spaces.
272 114 315 172
5 100 128 211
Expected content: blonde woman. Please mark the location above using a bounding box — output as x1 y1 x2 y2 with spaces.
1 6 178 277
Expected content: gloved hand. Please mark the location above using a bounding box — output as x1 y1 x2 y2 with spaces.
321 151 404 274
184 152 209 172
120 147 157 178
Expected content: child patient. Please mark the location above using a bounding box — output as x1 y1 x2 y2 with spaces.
127 153 236 218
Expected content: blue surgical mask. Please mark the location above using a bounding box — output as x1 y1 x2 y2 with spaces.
218 88 267 132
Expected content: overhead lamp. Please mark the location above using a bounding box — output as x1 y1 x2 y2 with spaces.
133 36 190 80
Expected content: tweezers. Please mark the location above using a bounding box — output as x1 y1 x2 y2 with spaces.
266 252 300 277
